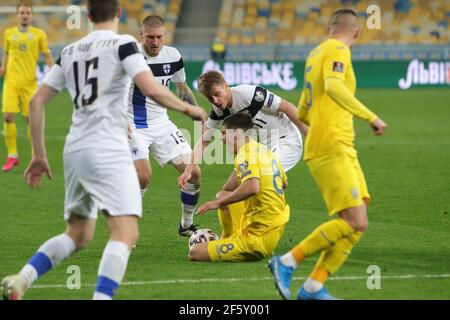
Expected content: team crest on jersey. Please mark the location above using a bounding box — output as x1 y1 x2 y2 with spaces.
254 90 265 102
163 64 171 75
333 61 344 73
19 43 28 52
238 161 249 173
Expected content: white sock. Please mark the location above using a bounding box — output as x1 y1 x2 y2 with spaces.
303 277 324 293
93 240 130 300
180 183 200 228
280 251 298 269
93 292 112 300
19 233 76 287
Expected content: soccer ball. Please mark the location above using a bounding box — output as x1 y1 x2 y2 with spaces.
188 228 219 248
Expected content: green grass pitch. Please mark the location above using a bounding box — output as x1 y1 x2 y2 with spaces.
0 88 449 300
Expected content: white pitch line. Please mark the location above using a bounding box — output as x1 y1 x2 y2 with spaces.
31 273 450 289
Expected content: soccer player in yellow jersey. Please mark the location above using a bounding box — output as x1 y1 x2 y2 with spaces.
0 1 54 171
268 9 387 300
189 113 290 262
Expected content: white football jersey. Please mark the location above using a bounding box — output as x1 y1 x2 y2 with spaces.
128 44 186 127
205 85 300 148
43 30 148 154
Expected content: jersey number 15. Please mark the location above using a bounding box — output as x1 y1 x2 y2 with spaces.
73 57 99 109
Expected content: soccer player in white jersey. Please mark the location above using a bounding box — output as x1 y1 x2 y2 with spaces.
179 70 309 187
179 70 308 248
1 0 206 300
128 15 201 237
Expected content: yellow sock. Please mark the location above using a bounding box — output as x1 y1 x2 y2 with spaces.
291 219 356 262
218 200 247 238
4 122 18 156
311 231 363 282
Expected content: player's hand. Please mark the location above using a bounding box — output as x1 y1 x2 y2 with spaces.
178 166 193 189
24 155 53 190
185 106 207 122
370 118 387 136
196 200 220 215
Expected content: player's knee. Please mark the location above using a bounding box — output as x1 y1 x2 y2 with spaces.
188 246 198 261
189 165 201 184
69 231 94 250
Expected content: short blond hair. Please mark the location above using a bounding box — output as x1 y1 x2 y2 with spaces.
16 0 32 12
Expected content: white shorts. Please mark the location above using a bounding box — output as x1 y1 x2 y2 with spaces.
271 133 303 172
63 149 142 220
129 119 192 166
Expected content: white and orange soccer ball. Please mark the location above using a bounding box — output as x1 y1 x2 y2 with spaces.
188 228 219 248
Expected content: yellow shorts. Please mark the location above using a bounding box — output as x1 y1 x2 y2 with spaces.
207 225 285 262
2 81 37 117
306 151 370 216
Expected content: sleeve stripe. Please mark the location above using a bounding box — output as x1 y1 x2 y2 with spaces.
118 42 139 61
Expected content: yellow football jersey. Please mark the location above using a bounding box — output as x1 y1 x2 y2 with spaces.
3 26 50 85
298 39 377 160
234 139 290 235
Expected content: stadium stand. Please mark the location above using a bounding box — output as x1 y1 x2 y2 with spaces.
0 0 448 61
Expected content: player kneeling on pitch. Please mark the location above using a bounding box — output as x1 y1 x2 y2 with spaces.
189 113 290 262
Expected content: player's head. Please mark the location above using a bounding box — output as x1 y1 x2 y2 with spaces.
87 0 121 25
221 112 254 155
198 70 231 110
16 1 33 27
327 9 360 45
141 15 166 57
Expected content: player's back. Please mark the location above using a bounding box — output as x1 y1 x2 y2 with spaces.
54 30 143 154
235 140 290 234
302 38 357 159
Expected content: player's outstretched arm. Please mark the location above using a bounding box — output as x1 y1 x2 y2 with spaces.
278 99 309 137
133 71 207 121
175 82 198 106
24 84 58 189
178 125 215 188
196 178 260 215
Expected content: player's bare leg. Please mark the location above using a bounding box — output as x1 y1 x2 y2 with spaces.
134 158 152 198
93 214 138 300
3 112 20 172
174 154 201 237
1 215 95 300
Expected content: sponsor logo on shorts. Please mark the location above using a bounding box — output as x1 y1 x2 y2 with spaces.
131 147 139 155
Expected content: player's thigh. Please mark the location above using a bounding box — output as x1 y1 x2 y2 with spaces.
19 82 37 117
262 225 286 257
151 121 192 166
307 153 364 216
129 128 151 161
64 151 98 221
66 149 142 219
2 81 20 114
207 232 264 262
350 154 370 202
